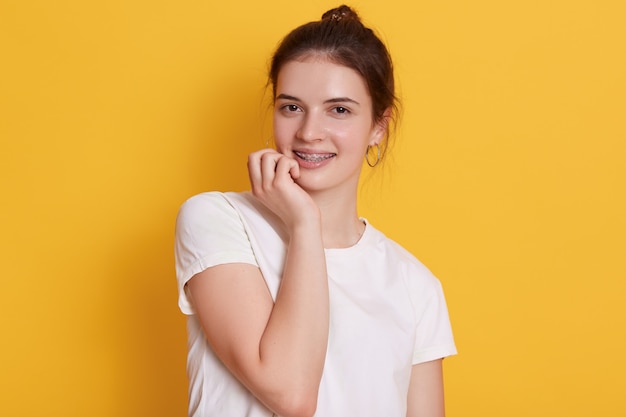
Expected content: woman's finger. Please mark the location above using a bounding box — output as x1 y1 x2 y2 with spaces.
248 149 275 191
274 155 299 184
259 151 282 191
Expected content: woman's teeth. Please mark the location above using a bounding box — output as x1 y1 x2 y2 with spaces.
294 151 336 162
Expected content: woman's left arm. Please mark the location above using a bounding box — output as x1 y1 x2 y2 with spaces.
406 359 445 417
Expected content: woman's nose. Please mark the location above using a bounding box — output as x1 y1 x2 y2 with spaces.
296 113 326 142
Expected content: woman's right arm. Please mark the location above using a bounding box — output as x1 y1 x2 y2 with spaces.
187 150 329 417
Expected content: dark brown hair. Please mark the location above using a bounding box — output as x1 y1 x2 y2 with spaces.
269 5 399 153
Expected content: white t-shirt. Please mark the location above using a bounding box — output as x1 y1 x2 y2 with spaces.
175 191 457 417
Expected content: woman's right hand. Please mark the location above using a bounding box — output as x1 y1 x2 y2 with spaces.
186 149 330 416
247 149 320 230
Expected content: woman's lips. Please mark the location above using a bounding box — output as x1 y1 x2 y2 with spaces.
293 151 336 163
293 150 336 169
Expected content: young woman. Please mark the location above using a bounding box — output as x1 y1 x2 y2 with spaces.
175 5 456 417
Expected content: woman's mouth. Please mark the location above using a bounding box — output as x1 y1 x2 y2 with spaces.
293 151 336 163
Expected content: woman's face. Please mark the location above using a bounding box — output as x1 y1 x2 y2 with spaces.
273 58 385 194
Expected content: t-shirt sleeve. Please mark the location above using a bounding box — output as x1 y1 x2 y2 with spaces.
174 192 258 315
410 273 457 364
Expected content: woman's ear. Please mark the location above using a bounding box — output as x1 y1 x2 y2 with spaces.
370 108 392 146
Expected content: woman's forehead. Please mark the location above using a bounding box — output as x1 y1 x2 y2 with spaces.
276 59 371 103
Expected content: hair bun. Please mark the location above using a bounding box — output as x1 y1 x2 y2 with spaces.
321 5 359 22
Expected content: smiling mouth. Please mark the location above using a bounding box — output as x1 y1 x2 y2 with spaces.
294 151 336 163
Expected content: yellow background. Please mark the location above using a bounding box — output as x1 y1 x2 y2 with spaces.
1 0 624 415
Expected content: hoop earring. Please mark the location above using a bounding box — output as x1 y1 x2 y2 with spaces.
365 144 381 167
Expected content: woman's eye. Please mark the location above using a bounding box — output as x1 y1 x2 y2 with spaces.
334 106 349 114
284 104 300 112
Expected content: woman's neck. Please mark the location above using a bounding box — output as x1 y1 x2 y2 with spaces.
308 189 365 249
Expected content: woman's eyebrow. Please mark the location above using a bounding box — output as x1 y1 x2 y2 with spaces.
276 93 301 102
276 93 360 106
324 97 360 106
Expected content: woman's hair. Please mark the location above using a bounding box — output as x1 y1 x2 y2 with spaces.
269 5 399 155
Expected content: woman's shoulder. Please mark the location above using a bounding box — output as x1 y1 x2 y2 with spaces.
177 191 254 218
179 190 248 208
175 192 250 235
177 191 286 241
367 222 440 286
